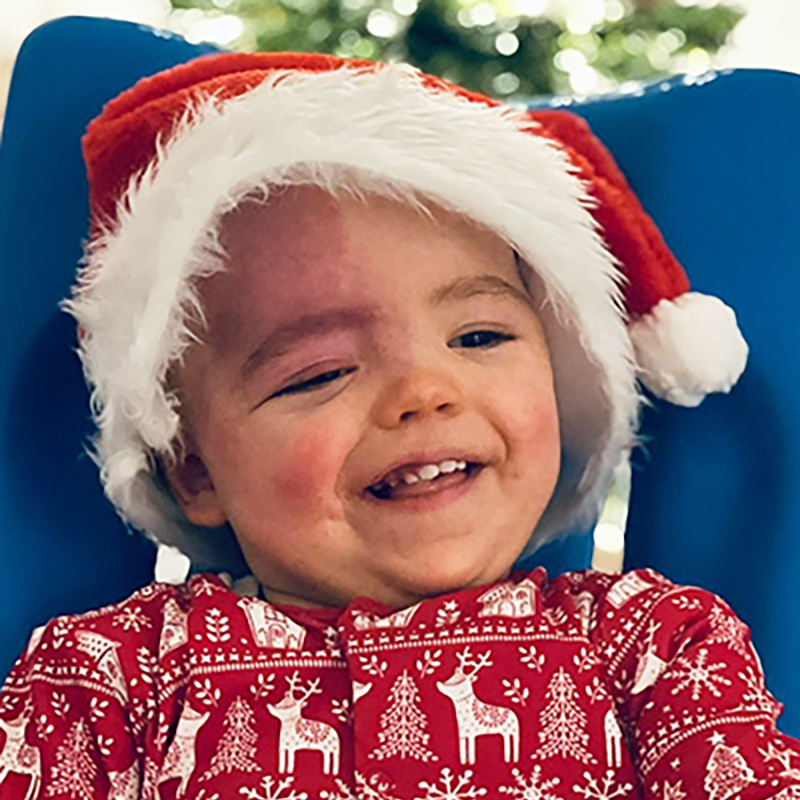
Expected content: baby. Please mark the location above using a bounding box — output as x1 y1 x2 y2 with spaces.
1 50 798 800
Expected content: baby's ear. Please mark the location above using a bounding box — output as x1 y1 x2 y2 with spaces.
159 436 228 529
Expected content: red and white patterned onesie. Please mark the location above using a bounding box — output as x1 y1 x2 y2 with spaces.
1 567 798 799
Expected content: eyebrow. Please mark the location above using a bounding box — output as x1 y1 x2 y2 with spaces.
240 272 533 383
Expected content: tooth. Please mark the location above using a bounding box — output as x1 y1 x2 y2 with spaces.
418 464 441 481
402 473 420 485
439 460 458 474
456 460 467 470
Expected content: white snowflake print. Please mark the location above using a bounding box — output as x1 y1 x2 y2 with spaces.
436 601 461 627
707 605 749 656
113 605 152 633
205 608 232 643
519 645 545 672
738 665 780 717
360 654 389 678
416 650 443 679
239 775 308 800
498 765 563 799
321 771 402 800
501 678 530 707
193 576 222 597
670 648 732 701
759 741 800 779
572 770 633 800
416 767 488 800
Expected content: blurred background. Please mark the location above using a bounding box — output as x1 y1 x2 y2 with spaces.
1 0 798 123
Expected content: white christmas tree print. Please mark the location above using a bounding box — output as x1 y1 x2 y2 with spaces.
498 765 563 799
203 697 260 780
704 733 756 800
48 720 98 800
239 775 308 800
534 668 595 764
572 770 632 800
416 767 488 800
370 669 438 762
670 649 732 701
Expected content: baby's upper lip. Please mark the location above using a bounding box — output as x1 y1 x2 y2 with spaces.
364 450 486 491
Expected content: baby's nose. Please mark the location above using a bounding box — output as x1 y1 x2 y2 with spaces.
372 368 465 428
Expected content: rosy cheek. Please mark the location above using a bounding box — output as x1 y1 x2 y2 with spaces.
272 422 348 502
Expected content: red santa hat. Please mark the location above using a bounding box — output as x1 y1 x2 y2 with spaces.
64 52 748 570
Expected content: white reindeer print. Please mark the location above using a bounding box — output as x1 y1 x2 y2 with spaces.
156 705 210 798
267 671 340 775
436 647 520 765
0 701 42 800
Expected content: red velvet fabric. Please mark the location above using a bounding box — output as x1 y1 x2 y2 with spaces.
1 568 798 798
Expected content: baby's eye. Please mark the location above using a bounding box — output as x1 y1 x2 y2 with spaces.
275 367 356 397
453 330 515 349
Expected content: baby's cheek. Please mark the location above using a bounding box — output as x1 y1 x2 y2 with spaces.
272 422 352 503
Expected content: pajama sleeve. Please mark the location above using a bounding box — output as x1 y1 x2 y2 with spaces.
585 568 800 798
0 591 165 799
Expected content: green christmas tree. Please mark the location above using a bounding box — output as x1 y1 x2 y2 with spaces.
168 0 744 99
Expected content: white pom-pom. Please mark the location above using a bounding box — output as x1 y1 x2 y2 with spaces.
629 291 748 407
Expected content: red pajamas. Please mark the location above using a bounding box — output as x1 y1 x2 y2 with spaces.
1 568 797 799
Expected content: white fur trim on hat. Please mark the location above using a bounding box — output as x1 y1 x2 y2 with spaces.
64 63 639 569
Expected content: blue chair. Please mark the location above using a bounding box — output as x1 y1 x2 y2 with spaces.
1 17 796 736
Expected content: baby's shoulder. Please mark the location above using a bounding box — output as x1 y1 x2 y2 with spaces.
539 566 729 635
13 573 234 680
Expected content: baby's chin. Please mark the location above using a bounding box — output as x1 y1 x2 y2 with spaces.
352 557 516 610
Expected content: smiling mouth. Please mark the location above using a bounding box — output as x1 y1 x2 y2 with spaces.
367 462 484 501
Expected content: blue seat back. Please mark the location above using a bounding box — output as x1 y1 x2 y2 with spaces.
566 72 800 733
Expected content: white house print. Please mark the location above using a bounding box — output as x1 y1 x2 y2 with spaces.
352 602 421 631
477 578 539 618
238 598 307 649
607 573 653 610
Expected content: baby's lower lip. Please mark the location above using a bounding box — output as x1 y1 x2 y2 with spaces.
363 465 484 511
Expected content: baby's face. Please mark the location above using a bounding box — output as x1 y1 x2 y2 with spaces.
167 186 560 609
